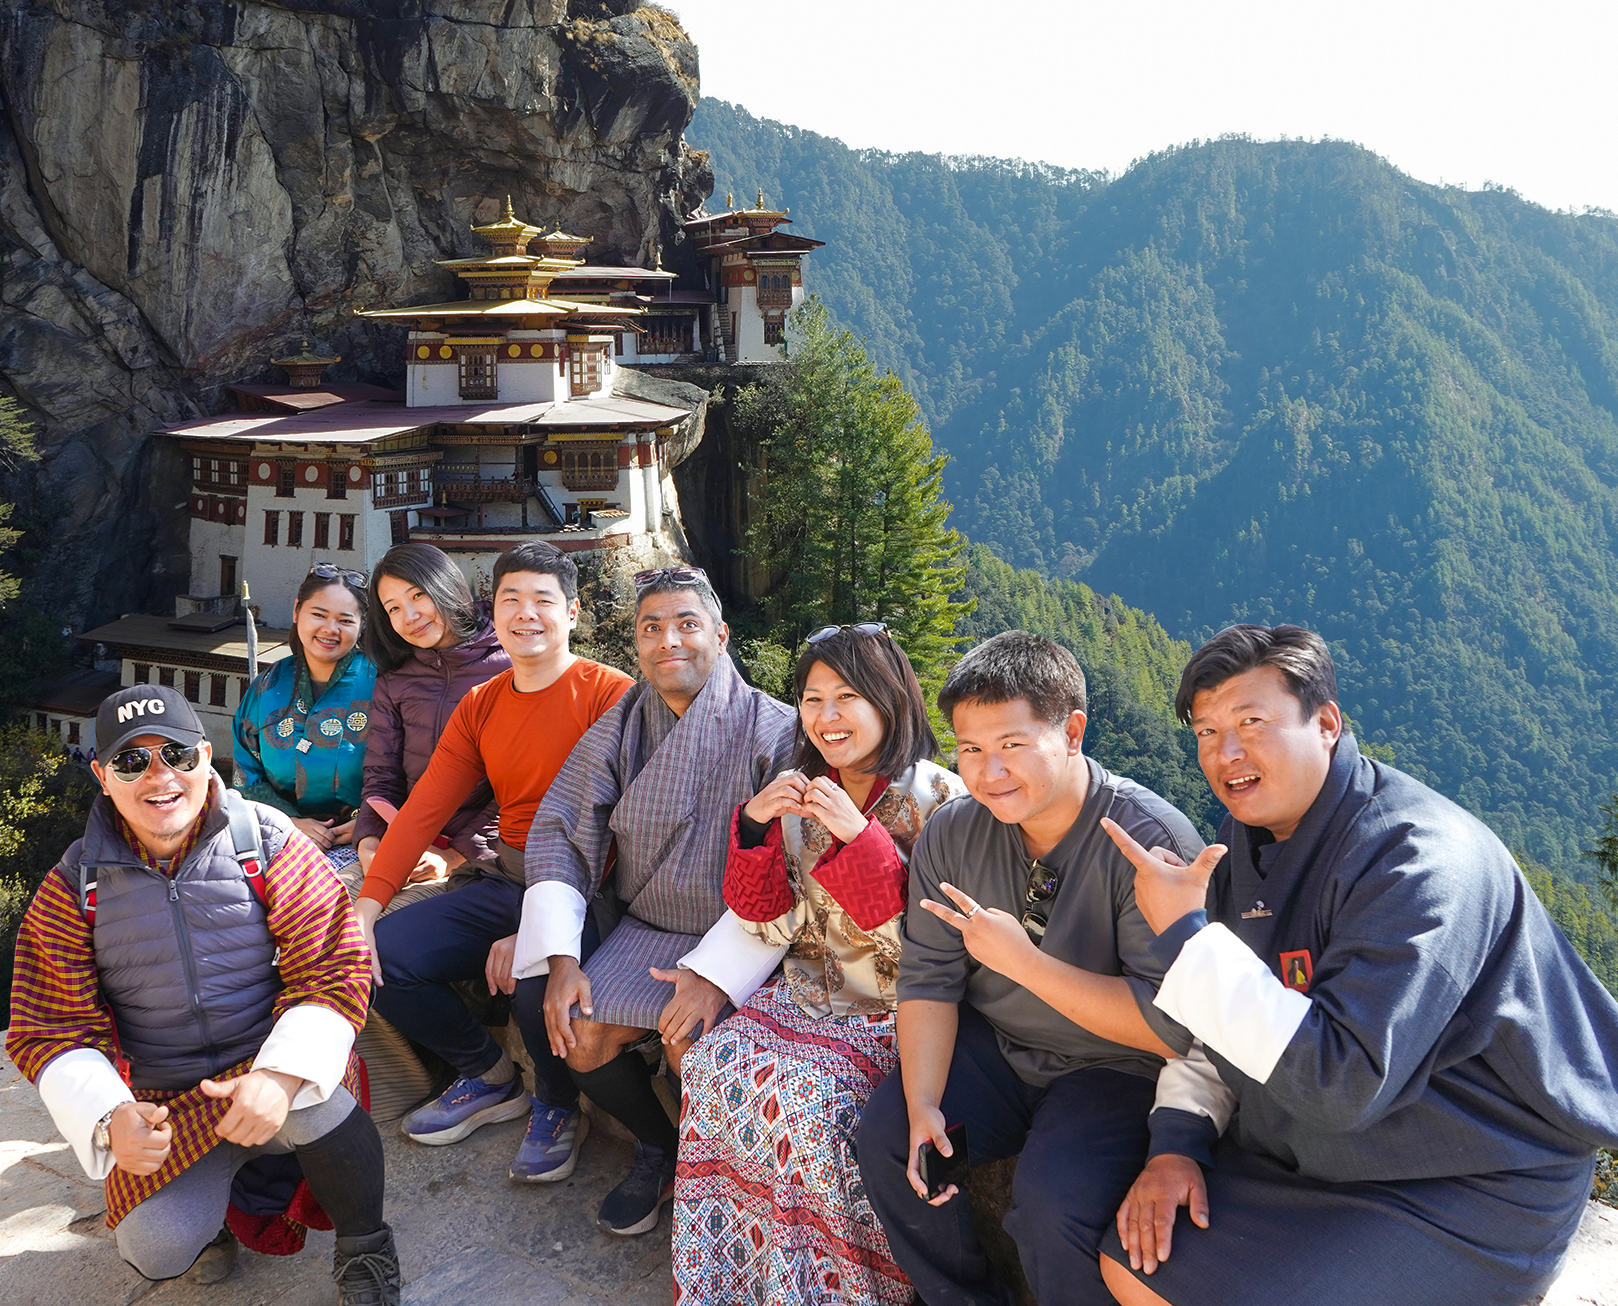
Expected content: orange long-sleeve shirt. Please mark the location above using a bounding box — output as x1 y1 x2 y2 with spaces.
358 657 634 906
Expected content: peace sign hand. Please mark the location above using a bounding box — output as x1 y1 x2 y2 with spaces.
919 882 1038 981
1100 817 1226 935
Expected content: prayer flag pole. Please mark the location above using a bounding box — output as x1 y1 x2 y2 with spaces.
242 579 258 682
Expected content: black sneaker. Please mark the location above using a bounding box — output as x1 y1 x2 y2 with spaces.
597 1141 676 1236
332 1223 401 1306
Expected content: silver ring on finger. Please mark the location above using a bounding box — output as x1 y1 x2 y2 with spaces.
965 904 981 918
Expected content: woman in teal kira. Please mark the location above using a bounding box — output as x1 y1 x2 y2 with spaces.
234 563 376 875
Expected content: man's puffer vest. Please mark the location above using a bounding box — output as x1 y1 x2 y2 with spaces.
56 779 293 1091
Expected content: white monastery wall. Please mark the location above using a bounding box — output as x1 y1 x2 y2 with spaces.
189 518 245 598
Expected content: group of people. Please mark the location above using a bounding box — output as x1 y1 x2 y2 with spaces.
9 540 1618 1306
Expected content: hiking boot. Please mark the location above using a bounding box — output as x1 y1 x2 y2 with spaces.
400 1070 527 1145
332 1224 401 1306
597 1140 676 1236
509 1099 589 1183
182 1226 238 1284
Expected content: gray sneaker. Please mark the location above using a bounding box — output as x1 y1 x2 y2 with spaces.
333 1223 401 1306
182 1226 238 1284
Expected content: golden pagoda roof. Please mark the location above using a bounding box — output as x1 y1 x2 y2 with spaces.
471 196 543 245
539 225 593 261
270 338 339 367
434 253 547 269
360 299 572 320
359 296 644 321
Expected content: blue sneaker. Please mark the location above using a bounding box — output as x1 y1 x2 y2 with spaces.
400 1071 528 1145
508 1099 590 1183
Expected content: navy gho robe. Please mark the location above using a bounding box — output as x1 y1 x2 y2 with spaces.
1150 732 1618 1183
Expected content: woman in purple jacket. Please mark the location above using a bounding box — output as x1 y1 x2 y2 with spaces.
354 544 511 884
352 543 512 1120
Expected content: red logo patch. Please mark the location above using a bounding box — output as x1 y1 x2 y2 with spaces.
1279 949 1313 993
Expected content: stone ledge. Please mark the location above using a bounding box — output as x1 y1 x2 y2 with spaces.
4 1044 1615 1305
964 1155 1618 1306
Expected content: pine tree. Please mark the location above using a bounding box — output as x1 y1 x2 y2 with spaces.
740 297 970 691
0 395 37 609
1582 796 1618 915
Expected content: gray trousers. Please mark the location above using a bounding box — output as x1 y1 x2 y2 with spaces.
114 1087 356 1280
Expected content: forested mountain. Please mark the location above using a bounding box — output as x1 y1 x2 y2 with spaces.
689 99 1618 876
958 546 1220 840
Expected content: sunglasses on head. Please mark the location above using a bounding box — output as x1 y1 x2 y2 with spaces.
309 561 368 586
806 622 890 645
1021 858 1060 944
106 741 204 782
632 565 709 591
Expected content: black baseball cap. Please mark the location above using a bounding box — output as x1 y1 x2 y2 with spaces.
96 685 209 759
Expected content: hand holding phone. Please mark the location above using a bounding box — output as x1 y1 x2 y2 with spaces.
918 1122 970 1200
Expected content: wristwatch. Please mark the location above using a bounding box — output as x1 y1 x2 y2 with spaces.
93 1107 118 1152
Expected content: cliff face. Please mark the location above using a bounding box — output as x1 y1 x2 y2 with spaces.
0 0 711 624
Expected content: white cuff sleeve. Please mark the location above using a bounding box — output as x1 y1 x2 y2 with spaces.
1153 922 1310 1083
512 880 588 979
1151 1040 1236 1133
678 909 788 1008
36 1048 135 1181
252 1003 356 1109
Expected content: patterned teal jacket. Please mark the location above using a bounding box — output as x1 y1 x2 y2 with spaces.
232 650 377 818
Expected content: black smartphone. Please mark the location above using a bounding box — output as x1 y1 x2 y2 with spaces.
919 1122 970 1198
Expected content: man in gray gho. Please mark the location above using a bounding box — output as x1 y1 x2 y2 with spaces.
513 566 796 1237
856 631 1205 1306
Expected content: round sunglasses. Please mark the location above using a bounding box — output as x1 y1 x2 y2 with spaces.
106 741 204 782
309 561 368 586
1021 858 1060 944
806 622 890 644
632 565 709 591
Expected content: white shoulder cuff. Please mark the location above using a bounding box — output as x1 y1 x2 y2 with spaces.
513 880 588 979
1152 1040 1236 1132
253 1003 356 1108
1154 922 1310 1083
36 1048 135 1181
678 909 787 1008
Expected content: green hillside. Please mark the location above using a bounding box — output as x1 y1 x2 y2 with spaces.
958 545 1221 839
689 99 1618 876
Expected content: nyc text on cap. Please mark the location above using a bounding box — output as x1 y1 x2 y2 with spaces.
96 684 209 759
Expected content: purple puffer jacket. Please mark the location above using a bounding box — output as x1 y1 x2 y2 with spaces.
352 612 511 862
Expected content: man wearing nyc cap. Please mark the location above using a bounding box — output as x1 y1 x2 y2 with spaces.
1098 624 1618 1306
6 685 399 1304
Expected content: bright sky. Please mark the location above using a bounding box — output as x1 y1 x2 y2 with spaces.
664 0 1618 215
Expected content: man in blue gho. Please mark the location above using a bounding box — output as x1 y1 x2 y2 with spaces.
1099 624 1618 1306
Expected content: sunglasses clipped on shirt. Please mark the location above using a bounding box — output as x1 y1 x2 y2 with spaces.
308 561 368 587
106 741 204 782
632 565 709 591
805 622 890 644
1021 858 1060 944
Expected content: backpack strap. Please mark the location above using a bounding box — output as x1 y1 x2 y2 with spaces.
75 861 97 924
225 789 272 912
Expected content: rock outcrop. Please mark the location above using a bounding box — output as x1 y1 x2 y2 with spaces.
0 0 712 625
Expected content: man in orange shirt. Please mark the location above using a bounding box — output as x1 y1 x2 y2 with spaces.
353 541 633 1182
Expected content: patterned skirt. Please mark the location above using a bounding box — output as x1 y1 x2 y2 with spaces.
672 982 912 1306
